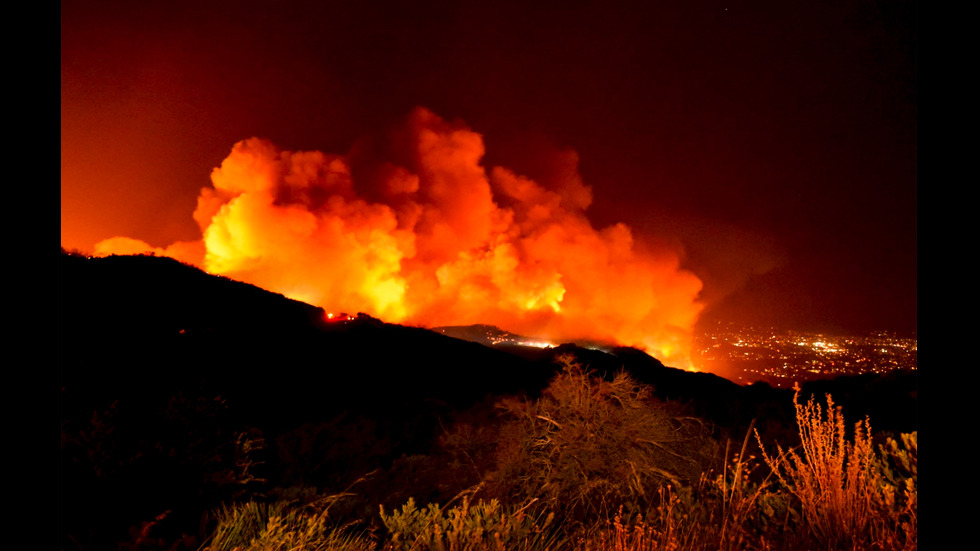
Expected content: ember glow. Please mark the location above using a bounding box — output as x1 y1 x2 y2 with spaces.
97 109 704 367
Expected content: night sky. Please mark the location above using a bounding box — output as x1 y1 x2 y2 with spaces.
61 0 916 335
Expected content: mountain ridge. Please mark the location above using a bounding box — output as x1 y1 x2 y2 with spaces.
59 250 916 550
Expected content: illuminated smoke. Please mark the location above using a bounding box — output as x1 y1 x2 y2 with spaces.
97 108 704 367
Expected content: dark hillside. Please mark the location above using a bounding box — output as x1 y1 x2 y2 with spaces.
59 252 915 550
61 252 560 549
60 253 555 425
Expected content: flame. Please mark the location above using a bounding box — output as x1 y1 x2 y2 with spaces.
96 108 704 367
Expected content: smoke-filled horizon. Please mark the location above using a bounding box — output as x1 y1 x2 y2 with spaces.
62 0 916 337
96 109 704 367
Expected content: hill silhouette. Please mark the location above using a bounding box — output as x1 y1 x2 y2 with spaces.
61 251 765 428
59 251 915 550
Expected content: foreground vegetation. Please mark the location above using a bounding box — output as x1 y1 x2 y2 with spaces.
190 356 915 551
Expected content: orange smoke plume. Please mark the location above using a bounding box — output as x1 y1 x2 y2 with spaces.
97 108 704 367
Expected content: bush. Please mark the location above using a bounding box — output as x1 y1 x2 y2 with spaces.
380 497 559 551
755 385 917 550
875 432 917 551
486 354 716 523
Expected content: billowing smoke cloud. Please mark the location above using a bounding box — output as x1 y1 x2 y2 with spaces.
97 108 704 366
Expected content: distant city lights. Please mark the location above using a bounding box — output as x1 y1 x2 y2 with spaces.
696 323 916 387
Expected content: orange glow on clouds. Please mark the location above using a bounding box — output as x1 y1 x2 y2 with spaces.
96 109 704 366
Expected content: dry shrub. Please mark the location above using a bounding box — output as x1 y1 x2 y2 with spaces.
380 496 561 551
875 432 917 551
486 354 714 523
755 384 916 550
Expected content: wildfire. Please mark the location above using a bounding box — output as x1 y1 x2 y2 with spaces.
96 108 704 367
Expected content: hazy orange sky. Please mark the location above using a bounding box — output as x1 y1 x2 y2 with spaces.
62 0 916 335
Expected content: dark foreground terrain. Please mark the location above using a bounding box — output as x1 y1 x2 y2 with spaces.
60 252 917 550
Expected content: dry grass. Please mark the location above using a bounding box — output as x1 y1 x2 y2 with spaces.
575 482 774 551
578 383 917 551
577 497 680 551
379 495 563 551
754 384 913 550
202 492 375 551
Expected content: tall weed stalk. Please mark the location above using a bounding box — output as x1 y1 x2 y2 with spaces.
755 385 879 550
